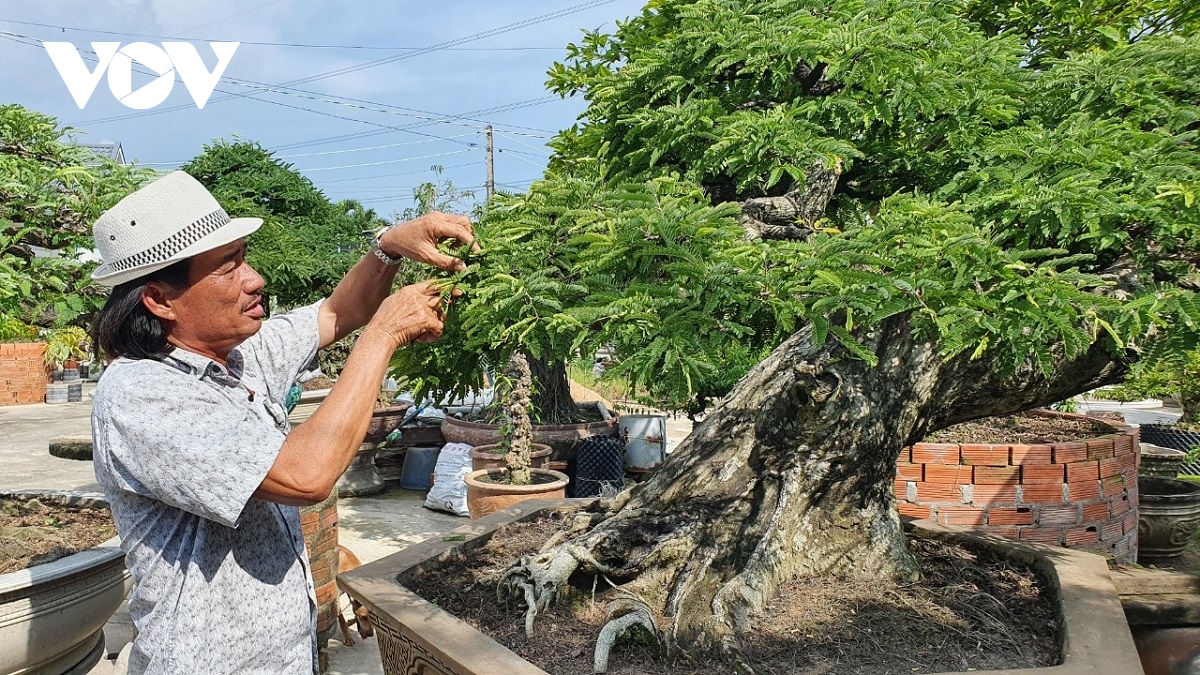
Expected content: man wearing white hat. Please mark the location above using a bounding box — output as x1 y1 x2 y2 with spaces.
87 171 474 674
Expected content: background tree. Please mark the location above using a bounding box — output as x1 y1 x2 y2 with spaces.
181 139 388 311
393 0 1200 668
0 104 152 329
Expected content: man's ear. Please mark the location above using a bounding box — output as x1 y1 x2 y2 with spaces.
141 282 178 321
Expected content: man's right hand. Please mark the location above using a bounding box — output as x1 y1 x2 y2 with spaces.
366 282 456 348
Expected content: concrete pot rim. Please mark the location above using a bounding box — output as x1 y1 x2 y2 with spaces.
0 489 123 597
341 499 1144 675
464 468 569 494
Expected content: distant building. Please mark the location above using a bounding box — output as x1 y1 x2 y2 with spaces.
77 142 126 166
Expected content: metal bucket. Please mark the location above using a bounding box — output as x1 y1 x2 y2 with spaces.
619 414 667 472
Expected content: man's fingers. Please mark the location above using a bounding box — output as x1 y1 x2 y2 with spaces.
432 216 480 253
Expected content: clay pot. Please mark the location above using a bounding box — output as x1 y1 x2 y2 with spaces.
463 468 569 519
364 404 412 443
442 412 618 461
469 443 552 471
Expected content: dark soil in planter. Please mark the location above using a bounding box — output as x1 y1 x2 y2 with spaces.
0 498 116 573
472 471 563 487
407 517 1058 675
925 410 1121 445
301 375 334 391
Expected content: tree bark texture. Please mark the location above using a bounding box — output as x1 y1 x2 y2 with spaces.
508 313 1127 668
527 354 578 424
739 160 842 240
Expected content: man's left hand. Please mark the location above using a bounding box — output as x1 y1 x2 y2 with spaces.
381 212 478 272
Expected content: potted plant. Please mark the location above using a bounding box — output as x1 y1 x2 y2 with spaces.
43 326 89 373
463 353 569 519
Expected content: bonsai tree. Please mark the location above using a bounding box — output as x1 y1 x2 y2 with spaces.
385 0 1200 669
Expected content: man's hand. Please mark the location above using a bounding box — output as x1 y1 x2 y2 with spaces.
381 211 477 272
365 281 461 348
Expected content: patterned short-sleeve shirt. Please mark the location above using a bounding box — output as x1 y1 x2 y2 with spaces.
92 301 324 675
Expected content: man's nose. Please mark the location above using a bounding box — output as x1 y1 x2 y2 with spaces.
244 264 266 294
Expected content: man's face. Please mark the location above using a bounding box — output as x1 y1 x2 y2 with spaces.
149 239 266 361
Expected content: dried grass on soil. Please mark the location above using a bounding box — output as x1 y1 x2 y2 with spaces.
0 498 116 573
925 410 1122 445
407 514 1058 675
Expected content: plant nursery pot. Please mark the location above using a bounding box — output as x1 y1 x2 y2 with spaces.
463 468 568 519
469 443 552 472
442 411 618 462
1139 443 1188 478
1137 476 1200 562
0 491 131 675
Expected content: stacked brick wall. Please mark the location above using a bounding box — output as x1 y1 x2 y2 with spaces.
0 342 49 405
895 421 1139 563
301 489 340 654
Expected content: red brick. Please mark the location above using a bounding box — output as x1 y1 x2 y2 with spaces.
1122 511 1139 535
893 479 909 500
1020 527 1063 545
937 507 986 525
988 507 1034 526
1117 454 1137 475
898 502 930 519
974 466 1020 485
1010 444 1053 464
1098 457 1123 479
1087 440 1114 460
1113 435 1134 454
1101 520 1123 542
970 484 1018 504
924 464 975 485
316 583 339 606
301 511 319 526
301 520 318 536
1082 502 1109 522
320 510 339 529
1065 527 1100 546
1037 504 1081 526
914 482 960 502
1100 475 1126 497
987 527 1019 539
898 446 913 463
960 444 1010 465
1022 464 1066 485
1052 442 1089 464
1021 484 1066 504
896 462 923 481
911 443 961 465
1110 494 1131 517
1065 461 1099 483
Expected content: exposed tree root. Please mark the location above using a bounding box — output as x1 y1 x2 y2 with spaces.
593 598 658 673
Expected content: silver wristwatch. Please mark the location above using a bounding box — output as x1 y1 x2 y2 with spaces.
370 226 403 266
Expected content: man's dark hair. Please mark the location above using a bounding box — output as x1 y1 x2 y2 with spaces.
92 260 192 361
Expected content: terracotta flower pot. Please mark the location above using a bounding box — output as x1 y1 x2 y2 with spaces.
463 468 569 519
364 404 412 443
469 443 552 472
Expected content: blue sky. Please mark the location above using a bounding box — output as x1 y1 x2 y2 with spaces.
1 0 646 218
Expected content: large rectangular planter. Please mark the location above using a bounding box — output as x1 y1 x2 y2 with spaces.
341 499 1146 675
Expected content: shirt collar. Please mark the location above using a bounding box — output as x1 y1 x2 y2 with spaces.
163 347 246 384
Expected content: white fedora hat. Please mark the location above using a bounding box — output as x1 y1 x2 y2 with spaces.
92 171 262 287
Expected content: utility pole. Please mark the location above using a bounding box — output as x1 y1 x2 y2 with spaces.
485 125 495 201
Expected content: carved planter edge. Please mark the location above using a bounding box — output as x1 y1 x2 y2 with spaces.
341 498 1145 675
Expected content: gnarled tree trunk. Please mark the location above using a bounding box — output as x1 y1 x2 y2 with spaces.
503 313 1126 670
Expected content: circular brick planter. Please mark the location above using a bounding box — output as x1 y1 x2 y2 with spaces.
300 489 340 649
0 342 50 406
895 410 1140 563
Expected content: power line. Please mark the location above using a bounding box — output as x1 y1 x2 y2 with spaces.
298 148 478 173
496 147 552 170
64 1 615 127
0 18 565 50
494 129 553 155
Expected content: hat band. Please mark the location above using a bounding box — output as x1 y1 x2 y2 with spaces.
108 208 232 273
